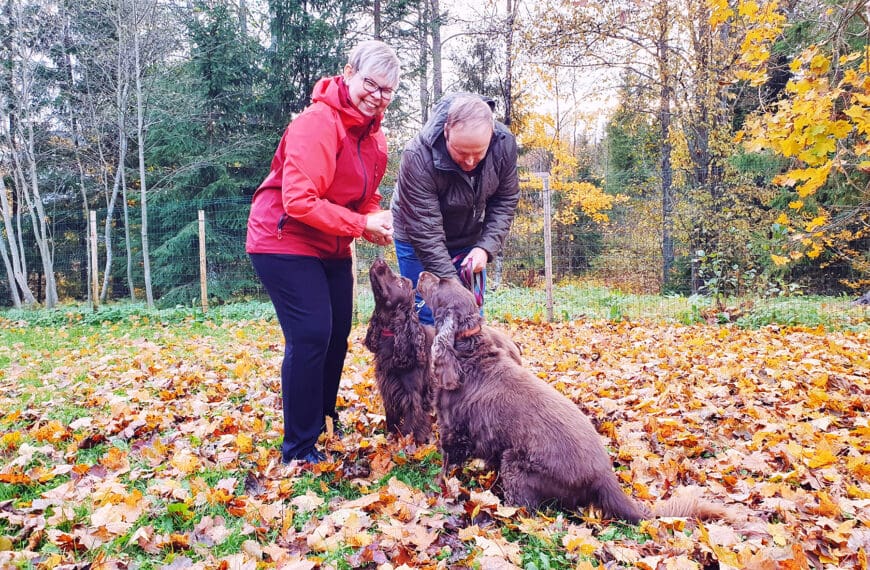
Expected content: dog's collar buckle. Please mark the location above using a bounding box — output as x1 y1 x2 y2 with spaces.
456 325 481 339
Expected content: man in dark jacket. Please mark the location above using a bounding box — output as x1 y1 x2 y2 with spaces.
391 93 520 324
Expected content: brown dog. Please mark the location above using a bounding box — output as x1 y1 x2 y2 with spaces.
364 260 523 444
417 271 728 522
364 259 434 443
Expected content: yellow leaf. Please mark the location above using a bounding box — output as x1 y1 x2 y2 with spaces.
738 0 759 18
807 442 837 468
775 213 790 224
805 216 827 232
796 164 832 197
816 491 841 517
809 54 831 75
170 449 201 475
771 254 790 266
768 523 789 546
788 200 804 210
0 431 22 450
236 433 253 453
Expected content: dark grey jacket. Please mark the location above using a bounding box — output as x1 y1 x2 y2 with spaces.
390 93 520 277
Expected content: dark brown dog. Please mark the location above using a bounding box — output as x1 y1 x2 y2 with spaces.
364 259 434 443
364 260 523 444
417 271 728 522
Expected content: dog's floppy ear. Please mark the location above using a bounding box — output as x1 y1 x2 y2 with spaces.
391 313 419 368
431 311 461 391
364 316 381 353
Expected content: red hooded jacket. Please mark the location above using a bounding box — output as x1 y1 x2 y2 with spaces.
246 76 388 258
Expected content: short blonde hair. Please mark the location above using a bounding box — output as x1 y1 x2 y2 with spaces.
348 40 400 88
445 95 494 133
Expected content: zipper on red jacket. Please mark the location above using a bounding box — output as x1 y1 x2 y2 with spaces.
354 122 375 206
335 122 375 256
276 213 287 240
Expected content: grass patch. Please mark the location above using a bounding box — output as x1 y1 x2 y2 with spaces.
502 527 575 569
379 450 442 492
4 289 867 330
0 476 72 507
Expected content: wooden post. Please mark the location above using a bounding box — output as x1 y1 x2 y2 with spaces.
89 210 99 311
541 174 554 322
198 210 208 313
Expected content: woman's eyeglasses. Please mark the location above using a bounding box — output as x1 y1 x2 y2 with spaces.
362 77 394 100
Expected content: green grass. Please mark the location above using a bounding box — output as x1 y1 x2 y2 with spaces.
3 287 867 330
379 449 443 492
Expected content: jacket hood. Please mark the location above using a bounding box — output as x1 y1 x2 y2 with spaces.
419 92 497 147
311 75 383 133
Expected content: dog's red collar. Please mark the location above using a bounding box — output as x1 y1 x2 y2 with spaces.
456 325 481 339
381 328 395 337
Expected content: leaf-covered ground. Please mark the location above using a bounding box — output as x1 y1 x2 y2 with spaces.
0 316 868 569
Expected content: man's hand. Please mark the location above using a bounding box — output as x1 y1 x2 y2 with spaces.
460 247 488 273
364 210 394 246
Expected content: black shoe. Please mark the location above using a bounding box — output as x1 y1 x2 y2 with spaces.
284 448 326 465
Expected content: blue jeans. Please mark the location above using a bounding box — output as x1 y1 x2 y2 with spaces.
394 239 485 325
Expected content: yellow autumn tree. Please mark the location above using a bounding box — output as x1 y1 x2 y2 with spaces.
515 109 627 278
716 0 870 290
740 46 870 288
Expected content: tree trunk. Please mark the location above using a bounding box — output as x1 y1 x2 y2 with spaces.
121 136 135 301
657 0 674 290
502 0 519 127
373 0 381 39
0 176 26 307
418 0 430 123
133 0 155 308
18 121 59 307
430 0 443 103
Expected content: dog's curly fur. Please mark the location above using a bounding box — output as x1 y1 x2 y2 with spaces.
417 271 730 523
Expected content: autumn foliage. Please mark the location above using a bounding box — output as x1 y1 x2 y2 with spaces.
716 0 870 289
1 314 868 568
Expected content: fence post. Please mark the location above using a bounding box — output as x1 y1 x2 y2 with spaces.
198 210 208 313
89 210 99 311
538 173 554 322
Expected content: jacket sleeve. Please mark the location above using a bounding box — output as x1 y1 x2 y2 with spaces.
396 148 457 277
477 134 520 259
280 107 368 237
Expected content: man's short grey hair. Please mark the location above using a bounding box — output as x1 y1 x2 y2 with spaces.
445 95 495 133
348 40 400 88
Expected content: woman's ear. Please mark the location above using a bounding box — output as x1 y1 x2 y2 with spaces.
431 311 461 391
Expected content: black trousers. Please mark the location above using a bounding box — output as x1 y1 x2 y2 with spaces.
249 253 353 461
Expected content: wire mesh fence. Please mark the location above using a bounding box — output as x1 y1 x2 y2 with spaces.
2 188 866 324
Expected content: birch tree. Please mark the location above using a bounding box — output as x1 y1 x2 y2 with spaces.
132 0 156 307
0 0 59 307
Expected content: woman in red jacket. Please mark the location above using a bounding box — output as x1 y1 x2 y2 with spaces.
246 40 399 465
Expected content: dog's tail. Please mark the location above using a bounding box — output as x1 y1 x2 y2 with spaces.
651 486 738 521
594 476 646 524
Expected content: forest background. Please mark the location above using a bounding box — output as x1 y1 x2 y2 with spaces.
0 0 868 311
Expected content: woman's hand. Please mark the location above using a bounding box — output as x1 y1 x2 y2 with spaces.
363 210 394 246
